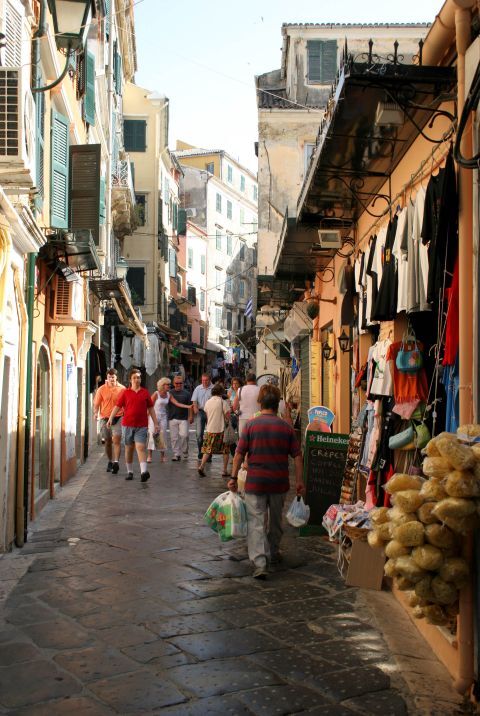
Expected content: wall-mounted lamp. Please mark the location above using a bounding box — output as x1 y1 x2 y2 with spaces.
322 341 336 362
337 329 352 353
115 256 128 281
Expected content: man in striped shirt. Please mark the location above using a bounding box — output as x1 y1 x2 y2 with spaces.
228 385 304 579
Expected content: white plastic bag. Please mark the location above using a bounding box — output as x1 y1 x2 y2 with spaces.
286 496 310 527
204 491 247 541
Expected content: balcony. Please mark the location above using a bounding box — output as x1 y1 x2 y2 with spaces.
0 67 36 187
112 159 137 238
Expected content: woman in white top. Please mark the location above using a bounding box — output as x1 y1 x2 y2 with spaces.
232 372 260 439
198 383 230 477
147 378 189 463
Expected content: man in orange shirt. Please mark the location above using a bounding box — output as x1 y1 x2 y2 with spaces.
94 368 125 474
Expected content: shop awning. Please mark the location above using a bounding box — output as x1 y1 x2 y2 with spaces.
206 340 226 354
89 277 149 346
274 55 456 278
39 229 101 278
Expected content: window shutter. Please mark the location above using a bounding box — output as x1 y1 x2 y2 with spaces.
173 203 178 231
169 247 176 278
114 49 122 95
126 267 145 304
5 0 23 67
69 144 101 244
76 51 86 98
307 41 322 82
124 119 146 152
104 0 111 37
321 40 337 83
50 110 70 229
35 85 45 210
83 49 96 125
99 176 106 225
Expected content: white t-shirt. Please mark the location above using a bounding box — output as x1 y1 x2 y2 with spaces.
392 207 408 313
370 340 393 396
238 384 260 420
205 396 229 433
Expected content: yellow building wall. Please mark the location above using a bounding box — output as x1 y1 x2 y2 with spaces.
176 153 222 178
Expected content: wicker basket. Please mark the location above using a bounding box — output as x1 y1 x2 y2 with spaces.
342 523 370 542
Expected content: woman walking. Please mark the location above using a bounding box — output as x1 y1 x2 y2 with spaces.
147 378 189 463
198 383 231 477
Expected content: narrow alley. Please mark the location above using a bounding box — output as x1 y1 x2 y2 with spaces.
0 437 465 716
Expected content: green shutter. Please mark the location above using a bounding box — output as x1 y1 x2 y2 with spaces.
124 120 146 152
104 0 111 37
177 208 187 235
307 40 337 83
307 41 322 82
114 49 122 95
173 203 178 230
35 85 45 211
99 177 106 225
69 144 101 244
50 110 70 229
321 40 337 83
83 49 96 125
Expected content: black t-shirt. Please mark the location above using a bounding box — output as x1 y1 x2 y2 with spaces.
167 389 192 421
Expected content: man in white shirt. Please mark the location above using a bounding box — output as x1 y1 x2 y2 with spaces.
233 372 260 438
192 373 213 460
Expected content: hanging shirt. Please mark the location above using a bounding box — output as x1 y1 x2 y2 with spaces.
392 207 408 313
369 340 393 397
372 217 398 322
120 337 132 370
407 187 430 313
145 334 160 376
365 237 378 326
386 341 429 404
132 336 144 367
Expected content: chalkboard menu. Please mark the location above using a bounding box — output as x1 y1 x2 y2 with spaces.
300 431 349 536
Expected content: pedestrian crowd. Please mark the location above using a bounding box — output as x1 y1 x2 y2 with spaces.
94 367 304 579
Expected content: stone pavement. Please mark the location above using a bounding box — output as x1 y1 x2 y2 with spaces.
0 436 469 715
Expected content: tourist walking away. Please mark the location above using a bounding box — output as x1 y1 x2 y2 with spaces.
168 375 193 461
198 383 231 477
192 373 213 460
228 385 305 579
108 369 159 482
93 368 124 474
232 372 260 437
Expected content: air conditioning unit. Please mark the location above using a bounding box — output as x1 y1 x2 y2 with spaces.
317 230 342 249
0 66 36 186
47 275 83 324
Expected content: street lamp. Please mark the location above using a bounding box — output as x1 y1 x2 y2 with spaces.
48 0 94 51
322 341 336 362
115 256 128 281
337 329 352 353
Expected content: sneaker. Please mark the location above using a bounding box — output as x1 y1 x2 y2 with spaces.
198 467 206 477
172 456 181 462
106 461 113 472
253 567 267 580
111 462 119 475
125 472 134 481
140 471 150 483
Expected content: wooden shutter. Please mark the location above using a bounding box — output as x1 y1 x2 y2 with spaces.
5 0 23 66
126 267 145 304
69 144 101 244
307 41 322 82
177 208 187 235
50 110 70 229
55 276 71 316
76 51 86 99
321 41 337 83
35 84 45 210
307 40 337 83
83 49 96 125
99 176 106 225
114 48 122 95
104 0 111 37
168 247 177 278
173 203 178 231
124 120 146 152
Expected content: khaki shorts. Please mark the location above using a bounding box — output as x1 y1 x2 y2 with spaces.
100 417 122 439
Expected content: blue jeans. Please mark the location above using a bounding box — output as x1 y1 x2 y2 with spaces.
195 410 207 458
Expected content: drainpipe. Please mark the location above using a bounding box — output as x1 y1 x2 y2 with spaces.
453 0 475 696
13 268 28 547
22 253 37 543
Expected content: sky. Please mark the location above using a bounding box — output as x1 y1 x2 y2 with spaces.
134 0 443 173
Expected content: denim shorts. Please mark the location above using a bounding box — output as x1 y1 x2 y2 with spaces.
122 426 148 445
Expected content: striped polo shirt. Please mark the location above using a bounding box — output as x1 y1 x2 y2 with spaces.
235 414 301 494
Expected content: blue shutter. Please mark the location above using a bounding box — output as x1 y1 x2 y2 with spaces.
83 49 96 125
99 177 106 224
35 85 45 211
50 110 70 229
104 0 111 37
114 49 122 95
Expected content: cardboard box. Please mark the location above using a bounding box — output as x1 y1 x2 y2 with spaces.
345 539 385 590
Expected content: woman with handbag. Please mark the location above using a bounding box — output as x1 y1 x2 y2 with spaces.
198 383 231 477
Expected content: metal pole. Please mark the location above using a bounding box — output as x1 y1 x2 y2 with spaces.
22 253 37 542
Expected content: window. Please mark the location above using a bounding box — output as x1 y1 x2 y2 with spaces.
200 326 205 346
215 307 222 327
237 313 242 330
240 175 245 192
226 274 232 293
227 200 232 220
187 323 192 342
239 280 245 298
216 193 222 212
200 254 206 274
304 142 315 173
216 268 222 289
216 229 222 251
51 111 70 229
253 185 258 201
126 266 145 305
226 311 232 331
206 162 214 174
187 247 193 268
200 290 205 311
239 242 246 261
227 233 232 256
240 208 245 225
227 165 233 183
168 247 177 278
307 40 337 84
176 274 182 293
124 119 146 152
135 193 147 226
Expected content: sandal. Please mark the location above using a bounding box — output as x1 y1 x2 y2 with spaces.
221 472 229 477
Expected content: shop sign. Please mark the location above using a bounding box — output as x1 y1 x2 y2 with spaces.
300 430 349 536
307 405 335 427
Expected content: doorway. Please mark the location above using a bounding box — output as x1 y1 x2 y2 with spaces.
53 354 62 485
33 346 51 508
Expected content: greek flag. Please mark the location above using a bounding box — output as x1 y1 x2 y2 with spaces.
244 297 254 319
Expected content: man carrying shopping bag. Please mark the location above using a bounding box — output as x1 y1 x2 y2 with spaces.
228 385 305 579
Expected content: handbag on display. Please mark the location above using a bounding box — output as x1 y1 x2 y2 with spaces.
388 424 415 450
396 337 423 373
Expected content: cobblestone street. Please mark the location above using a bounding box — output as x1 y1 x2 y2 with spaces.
0 438 467 715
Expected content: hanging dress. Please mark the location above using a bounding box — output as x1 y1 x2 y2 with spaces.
372 215 398 321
